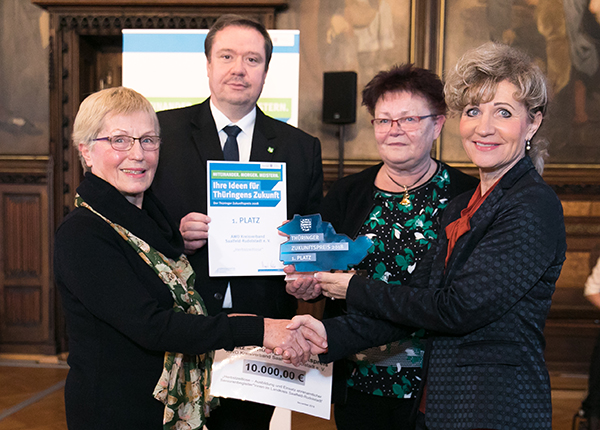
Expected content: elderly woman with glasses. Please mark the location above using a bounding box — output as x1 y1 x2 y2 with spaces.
286 64 478 430
54 87 325 430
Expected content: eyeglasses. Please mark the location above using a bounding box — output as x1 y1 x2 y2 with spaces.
93 135 161 151
371 114 438 132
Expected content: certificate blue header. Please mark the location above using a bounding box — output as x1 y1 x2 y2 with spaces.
209 162 284 207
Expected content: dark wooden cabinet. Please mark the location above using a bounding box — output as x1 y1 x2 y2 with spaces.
0 157 54 354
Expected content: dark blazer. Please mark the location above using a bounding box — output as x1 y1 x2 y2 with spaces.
152 99 323 318
54 173 264 430
321 157 567 430
319 161 479 404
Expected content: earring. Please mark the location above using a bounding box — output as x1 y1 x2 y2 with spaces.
526 139 531 151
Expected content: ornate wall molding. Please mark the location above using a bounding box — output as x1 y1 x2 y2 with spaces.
0 157 50 184
58 15 218 33
0 174 47 184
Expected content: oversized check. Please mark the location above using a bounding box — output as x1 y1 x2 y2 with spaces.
210 347 333 419
207 161 287 277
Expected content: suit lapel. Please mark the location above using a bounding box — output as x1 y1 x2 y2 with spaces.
428 201 464 289
441 157 536 286
443 190 502 285
250 108 277 162
190 99 224 168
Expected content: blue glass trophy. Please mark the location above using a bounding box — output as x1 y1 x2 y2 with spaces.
278 214 372 272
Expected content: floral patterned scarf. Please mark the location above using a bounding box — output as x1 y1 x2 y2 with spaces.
75 194 215 430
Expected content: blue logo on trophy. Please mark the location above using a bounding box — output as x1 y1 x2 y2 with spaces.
278 214 372 272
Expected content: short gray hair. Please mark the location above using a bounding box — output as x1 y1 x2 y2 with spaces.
72 87 159 172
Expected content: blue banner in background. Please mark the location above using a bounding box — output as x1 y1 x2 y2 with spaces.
123 31 299 54
122 29 300 125
123 33 207 52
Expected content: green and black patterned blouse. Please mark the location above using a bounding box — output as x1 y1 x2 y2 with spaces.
347 161 453 398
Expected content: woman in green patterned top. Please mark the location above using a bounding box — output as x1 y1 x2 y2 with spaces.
286 65 478 430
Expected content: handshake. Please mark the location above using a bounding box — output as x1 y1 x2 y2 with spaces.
259 266 356 366
263 315 328 366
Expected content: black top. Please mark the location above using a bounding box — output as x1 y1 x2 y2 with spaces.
54 173 264 430
318 161 479 404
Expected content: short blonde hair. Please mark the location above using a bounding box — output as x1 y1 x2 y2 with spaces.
444 42 550 174
72 87 159 172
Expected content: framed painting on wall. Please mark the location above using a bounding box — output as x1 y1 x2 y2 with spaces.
280 0 413 162
437 0 600 177
0 0 49 155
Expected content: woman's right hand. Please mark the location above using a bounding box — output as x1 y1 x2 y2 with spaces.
315 271 354 300
179 212 211 254
284 265 321 300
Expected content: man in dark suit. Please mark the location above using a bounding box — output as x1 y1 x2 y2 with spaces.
151 14 323 430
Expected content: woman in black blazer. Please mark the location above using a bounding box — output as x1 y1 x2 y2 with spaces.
289 42 566 430
55 87 324 430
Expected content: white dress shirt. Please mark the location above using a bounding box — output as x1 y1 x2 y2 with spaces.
210 100 256 163
209 100 257 308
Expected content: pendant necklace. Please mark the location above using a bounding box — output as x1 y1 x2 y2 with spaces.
387 161 433 206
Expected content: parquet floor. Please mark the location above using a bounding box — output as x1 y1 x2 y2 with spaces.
0 355 588 430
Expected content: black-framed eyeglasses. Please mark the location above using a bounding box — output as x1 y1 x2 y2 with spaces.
371 114 438 132
93 135 161 151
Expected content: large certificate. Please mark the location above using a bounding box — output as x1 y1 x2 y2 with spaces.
210 347 333 419
207 161 287 277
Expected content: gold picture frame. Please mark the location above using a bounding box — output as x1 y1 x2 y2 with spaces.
433 0 600 183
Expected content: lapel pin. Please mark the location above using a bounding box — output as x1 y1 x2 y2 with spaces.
267 147 275 153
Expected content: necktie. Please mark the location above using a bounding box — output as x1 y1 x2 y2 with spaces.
222 125 242 161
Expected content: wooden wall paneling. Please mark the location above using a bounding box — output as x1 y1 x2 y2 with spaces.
544 319 600 373
0 158 54 354
544 201 600 373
